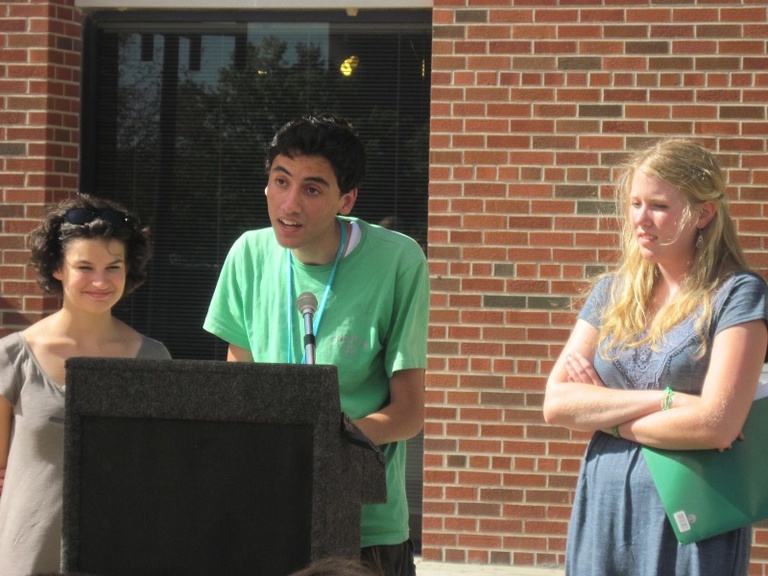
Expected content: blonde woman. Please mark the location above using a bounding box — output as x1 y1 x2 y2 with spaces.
543 139 768 575
0 195 171 575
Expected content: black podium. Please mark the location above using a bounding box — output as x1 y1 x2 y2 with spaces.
62 358 386 576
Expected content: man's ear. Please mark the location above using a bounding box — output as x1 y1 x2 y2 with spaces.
338 188 358 216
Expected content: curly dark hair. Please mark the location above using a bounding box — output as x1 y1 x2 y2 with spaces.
266 114 367 195
28 194 152 296
288 557 378 576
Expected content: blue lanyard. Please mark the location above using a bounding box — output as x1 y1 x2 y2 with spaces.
285 219 347 364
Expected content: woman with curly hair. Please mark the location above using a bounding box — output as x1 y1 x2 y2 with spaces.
0 195 170 575
543 139 768 575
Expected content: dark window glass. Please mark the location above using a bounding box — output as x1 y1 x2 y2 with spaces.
81 10 431 361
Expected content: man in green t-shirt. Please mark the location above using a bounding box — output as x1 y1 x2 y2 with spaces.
204 114 429 576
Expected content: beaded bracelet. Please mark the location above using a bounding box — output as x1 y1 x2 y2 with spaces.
661 386 675 411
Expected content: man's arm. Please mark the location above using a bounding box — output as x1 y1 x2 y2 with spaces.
352 368 424 446
227 343 254 362
227 337 425 446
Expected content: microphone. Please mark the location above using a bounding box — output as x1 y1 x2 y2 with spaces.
297 292 318 365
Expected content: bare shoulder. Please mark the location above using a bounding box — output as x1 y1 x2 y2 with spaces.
20 314 56 344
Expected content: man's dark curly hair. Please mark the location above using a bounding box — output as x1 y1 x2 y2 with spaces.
288 557 378 576
28 194 152 296
266 114 367 195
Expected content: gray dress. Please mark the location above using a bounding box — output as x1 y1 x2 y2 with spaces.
0 331 171 576
566 271 768 576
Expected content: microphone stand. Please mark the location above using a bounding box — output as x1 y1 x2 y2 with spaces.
297 292 318 365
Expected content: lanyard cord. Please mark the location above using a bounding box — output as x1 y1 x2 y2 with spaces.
286 218 347 364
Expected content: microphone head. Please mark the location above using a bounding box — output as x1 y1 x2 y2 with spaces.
297 292 318 315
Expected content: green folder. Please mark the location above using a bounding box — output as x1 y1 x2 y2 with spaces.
643 385 768 544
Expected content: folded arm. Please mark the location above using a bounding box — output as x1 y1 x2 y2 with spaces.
623 319 767 450
543 319 669 431
544 318 768 451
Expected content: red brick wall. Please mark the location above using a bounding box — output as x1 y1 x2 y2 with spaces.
0 0 81 335
3 1 768 572
425 0 768 571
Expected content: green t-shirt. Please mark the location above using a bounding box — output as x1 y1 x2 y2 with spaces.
204 217 429 546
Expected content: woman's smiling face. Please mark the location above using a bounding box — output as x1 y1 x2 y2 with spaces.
54 237 127 313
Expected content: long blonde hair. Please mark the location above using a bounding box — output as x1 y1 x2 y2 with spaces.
599 139 749 356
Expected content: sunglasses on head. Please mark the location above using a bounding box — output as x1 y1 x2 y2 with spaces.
65 208 134 228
